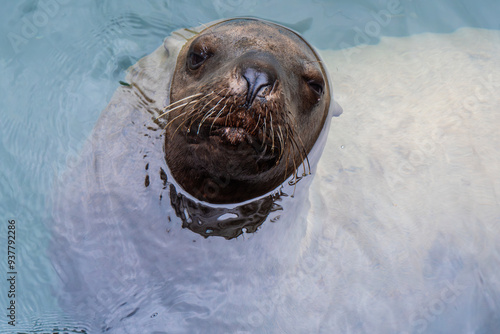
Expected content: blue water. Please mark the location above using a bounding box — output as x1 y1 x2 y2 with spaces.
1 0 499 333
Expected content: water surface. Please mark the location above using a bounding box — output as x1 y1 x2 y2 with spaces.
1 0 499 333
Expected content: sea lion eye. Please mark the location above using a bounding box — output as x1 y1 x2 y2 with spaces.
307 80 324 97
188 49 210 70
307 80 324 101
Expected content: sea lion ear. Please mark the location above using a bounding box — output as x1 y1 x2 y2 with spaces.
163 19 226 54
332 100 343 117
162 37 171 57
163 32 188 56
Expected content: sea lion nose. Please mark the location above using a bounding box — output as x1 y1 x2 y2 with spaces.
242 67 275 108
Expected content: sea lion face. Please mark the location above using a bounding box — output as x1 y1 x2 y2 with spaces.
164 18 331 204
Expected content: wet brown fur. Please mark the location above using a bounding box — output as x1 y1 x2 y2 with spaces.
160 19 331 203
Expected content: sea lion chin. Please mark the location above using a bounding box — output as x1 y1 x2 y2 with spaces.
160 18 340 204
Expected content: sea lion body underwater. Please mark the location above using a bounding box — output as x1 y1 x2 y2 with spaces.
51 18 341 330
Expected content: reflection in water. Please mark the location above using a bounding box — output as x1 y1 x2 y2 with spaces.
169 184 283 239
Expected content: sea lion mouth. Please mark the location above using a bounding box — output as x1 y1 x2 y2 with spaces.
191 111 260 143
163 90 280 152
211 126 251 145
160 84 309 172
186 112 278 161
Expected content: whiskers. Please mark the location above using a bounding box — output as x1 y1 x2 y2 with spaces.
158 88 312 189
156 93 204 120
280 113 311 191
196 88 231 135
254 106 312 190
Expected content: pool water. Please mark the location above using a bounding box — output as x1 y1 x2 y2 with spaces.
1 0 499 333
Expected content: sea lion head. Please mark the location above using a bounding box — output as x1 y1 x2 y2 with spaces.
162 18 337 204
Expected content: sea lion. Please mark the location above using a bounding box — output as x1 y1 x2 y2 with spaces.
50 18 342 331
52 18 342 245
160 18 341 204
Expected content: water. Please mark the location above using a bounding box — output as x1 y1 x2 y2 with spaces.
1 0 499 333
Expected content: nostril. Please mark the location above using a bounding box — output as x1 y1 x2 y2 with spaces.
243 67 273 108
